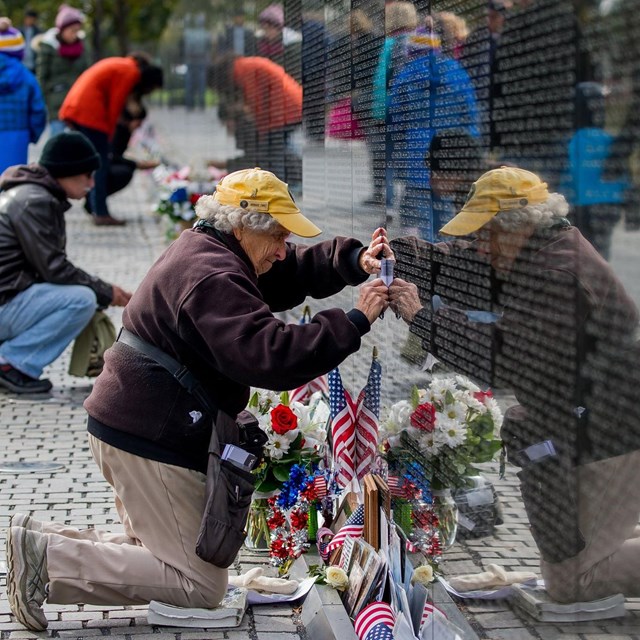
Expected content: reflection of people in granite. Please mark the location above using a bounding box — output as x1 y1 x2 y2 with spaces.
388 32 480 241
389 166 640 603
212 56 302 188
368 1 418 208
182 12 211 111
559 82 628 261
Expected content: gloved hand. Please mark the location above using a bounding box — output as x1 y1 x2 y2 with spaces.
228 567 299 594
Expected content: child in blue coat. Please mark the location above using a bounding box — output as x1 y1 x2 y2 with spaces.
0 26 47 173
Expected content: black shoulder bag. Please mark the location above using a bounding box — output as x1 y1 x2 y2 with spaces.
117 328 264 568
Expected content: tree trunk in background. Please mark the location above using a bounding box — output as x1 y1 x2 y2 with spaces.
91 0 104 61
114 0 129 55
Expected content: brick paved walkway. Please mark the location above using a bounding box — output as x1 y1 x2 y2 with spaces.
1 107 638 639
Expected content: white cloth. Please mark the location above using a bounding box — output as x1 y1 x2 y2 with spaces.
228 567 299 595
448 564 538 592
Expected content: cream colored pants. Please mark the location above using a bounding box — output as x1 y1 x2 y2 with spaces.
44 435 227 607
541 449 640 602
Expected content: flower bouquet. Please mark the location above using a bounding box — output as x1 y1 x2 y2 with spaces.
151 165 219 240
381 375 503 556
244 389 329 570
247 389 328 494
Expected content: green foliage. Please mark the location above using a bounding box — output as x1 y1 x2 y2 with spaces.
5 0 179 57
307 564 328 585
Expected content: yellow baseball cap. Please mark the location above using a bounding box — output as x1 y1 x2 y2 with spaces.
439 166 549 236
213 167 321 238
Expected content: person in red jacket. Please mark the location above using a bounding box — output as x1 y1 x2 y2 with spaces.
213 56 302 187
59 53 163 226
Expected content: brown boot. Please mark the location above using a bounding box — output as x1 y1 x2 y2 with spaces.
93 215 126 226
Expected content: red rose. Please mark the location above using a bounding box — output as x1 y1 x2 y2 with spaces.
474 390 493 403
410 402 436 432
270 404 298 435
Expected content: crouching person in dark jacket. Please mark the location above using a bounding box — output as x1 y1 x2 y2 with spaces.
5 167 392 630
0 131 132 394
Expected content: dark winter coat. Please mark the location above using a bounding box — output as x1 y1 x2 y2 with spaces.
0 164 113 307
85 226 371 472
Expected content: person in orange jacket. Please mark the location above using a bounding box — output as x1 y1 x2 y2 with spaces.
213 56 302 187
59 53 163 226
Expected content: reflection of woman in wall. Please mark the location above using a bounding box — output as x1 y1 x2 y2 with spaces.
256 3 302 82
325 10 381 145
35 4 89 136
432 11 469 60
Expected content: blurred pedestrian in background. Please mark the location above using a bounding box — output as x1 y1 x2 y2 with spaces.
59 53 163 226
35 4 89 136
83 98 159 215
18 8 40 72
0 25 46 174
182 12 211 111
216 9 256 58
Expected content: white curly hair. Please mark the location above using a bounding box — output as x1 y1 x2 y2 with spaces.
492 192 570 232
194 196 283 234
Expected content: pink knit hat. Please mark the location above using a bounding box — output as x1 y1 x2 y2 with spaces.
55 4 84 31
258 4 284 28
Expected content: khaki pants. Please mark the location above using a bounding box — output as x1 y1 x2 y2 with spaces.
541 449 640 602
44 435 227 607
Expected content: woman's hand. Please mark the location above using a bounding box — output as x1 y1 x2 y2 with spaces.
356 278 389 324
358 227 394 275
389 278 422 324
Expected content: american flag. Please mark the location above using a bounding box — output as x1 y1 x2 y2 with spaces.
355 355 382 480
326 504 365 554
329 367 356 489
312 475 328 499
354 601 395 640
289 375 329 404
316 526 334 561
421 601 447 632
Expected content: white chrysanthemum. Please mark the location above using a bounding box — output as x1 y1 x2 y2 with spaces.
419 431 442 456
437 418 467 448
460 392 485 413
265 433 291 459
381 400 412 437
249 388 283 416
257 412 271 432
485 397 504 428
455 375 480 393
440 401 467 422
426 377 457 404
